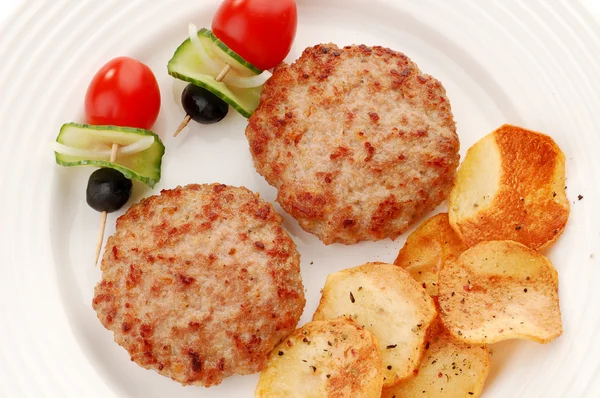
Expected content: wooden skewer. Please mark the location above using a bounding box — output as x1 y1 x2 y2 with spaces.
172 115 192 137
173 115 192 137
173 63 232 137
94 143 119 266
215 63 231 82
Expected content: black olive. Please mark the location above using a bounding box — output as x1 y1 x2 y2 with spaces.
86 168 132 213
181 84 229 124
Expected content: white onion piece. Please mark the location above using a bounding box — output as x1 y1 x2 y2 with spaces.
53 136 155 160
187 23 270 88
224 70 273 88
188 23 221 75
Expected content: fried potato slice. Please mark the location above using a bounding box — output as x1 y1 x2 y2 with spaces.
313 262 437 387
382 318 490 398
394 213 467 296
438 240 562 344
448 124 569 250
255 317 383 398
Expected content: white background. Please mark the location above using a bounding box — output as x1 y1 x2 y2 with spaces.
0 0 20 23
1 1 600 24
1 1 598 40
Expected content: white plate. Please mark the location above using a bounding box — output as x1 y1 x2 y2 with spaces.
1 0 600 397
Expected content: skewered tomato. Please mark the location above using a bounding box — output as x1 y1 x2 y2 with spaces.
212 0 297 71
84 57 161 130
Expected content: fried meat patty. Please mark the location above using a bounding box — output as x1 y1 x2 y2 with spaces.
246 44 460 244
92 184 305 387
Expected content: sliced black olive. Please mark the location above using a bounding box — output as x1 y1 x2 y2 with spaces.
86 168 132 213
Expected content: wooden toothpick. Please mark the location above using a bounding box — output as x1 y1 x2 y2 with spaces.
94 143 119 266
172 115 192 138
215 63 231 82
173 63 232 137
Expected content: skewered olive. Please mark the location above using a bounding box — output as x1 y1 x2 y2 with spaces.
86 168 132 212
181 83 229 124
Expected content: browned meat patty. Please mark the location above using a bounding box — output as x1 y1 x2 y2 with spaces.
246 44 460 244
92 184 305 387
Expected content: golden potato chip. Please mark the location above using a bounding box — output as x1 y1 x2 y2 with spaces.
448 124 569 250
438 240 562 344
255 317 383 398
313 262 437 387
394 213 467 296
382 318 489 398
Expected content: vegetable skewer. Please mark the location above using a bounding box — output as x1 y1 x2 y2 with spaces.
54 56 164 267
94 143 119 265
173 64 231 137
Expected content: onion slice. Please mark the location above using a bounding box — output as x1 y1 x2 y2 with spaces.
53 136 155 160
224 70 273 88
187 23 271 88
188 23 221 75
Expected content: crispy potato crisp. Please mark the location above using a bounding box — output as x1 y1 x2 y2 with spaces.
313 262 437 387
255 318 383 398
394 213 467 296
382 318 490 398
448 124 569 250
438 240 562 344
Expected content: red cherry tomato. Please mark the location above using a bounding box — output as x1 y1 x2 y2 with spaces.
84 56 161 130
212 0 297 71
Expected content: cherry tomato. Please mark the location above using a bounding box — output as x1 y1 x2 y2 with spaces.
84 56 161 130
212 0 297 71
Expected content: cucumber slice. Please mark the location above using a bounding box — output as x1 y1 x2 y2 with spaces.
193 28 270 87
191 27 261 76
168 28 263 118
54 123 165 188
188 26 223 76
210 34 263 75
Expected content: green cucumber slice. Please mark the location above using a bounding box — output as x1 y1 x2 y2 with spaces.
210 33 263 75
54 123 165 188
194 27 261 76
168 28 263 118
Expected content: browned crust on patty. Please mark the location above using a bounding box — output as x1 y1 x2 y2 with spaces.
246 44 459 244
92 184 305 387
